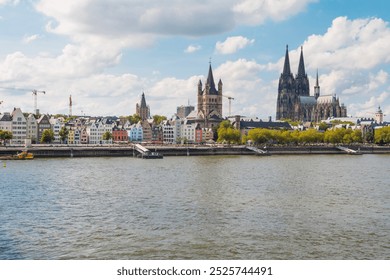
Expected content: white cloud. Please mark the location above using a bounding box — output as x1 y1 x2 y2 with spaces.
303 17 390 71
23 34 40 44
2 1 390 122
215 36 255 54
233 0 317 25
35 0 314 48
184 45 201 54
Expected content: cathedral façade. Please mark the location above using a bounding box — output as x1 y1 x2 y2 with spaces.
276 45 347 122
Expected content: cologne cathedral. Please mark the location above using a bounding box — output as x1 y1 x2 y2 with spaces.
276 45 347 122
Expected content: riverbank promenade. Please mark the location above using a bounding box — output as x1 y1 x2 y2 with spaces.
1 144 390 158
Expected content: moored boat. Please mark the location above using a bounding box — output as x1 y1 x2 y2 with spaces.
142 151 163 159
0 151 35 160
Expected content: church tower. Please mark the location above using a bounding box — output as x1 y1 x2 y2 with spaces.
136 92 150 121
314 70 320 99
295 46 310 97
197 64 223 128
276 45 296 120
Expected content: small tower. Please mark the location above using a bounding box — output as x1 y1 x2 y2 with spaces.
375 106 384 123
314 70 320 99
136 92 150 121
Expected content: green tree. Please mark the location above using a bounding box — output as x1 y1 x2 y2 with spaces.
41 129 55 144
318 122 329 131
374 126 390 144
122 114 142 124
59 126 69 143
299 129 323 144
247 128 271 145
217 120 241 144
0 130 13 145
351 129 363 143
153 115 167 125
102 131 112 142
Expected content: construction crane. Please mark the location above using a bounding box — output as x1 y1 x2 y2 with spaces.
69 94 72 117
222 95 235 116
32 90 46 115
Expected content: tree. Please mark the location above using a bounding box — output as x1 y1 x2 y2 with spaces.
59 126 69 143
0 130 13 145
298 129 323 144
217 120 241 144
41 129 55 144
122 114 142 124
247 128 271 145
318 122 329 131
102 131 112 142
153 115 167 125
374 126 390 145
351 129 363 143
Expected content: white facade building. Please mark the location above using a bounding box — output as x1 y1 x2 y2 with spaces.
11 108 27 145
26 114 38 143
180 121 196 143
50 117 63 143
162 120 175 144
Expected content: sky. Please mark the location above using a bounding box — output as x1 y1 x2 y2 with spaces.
0 0 389 121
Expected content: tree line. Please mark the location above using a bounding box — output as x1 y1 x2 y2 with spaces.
216 120 390 145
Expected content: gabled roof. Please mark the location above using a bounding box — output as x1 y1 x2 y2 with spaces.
317 95 336 104
299 96 317 105
0 113 12 121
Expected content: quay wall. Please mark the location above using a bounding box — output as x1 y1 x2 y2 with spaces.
1 145 390 158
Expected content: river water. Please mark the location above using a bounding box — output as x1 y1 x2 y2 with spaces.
0 154 389 259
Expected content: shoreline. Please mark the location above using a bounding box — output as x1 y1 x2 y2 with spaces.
1 144 390 158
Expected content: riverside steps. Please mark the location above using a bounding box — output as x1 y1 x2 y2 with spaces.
0 144 390 158
246 145 269 155
336 146 362 155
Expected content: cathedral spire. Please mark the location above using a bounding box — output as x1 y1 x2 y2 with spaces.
282 45 292 75
206 64 218 94
140 92 147 108
314 69 320 99
297 46 306 77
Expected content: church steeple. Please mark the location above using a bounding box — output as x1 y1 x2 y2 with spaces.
140 92 147 108
136 92 150 120
314 69 320 99
297 46 306 77
282 45 292 76
295 46 310 97
277 45 296 120
206 64 218 95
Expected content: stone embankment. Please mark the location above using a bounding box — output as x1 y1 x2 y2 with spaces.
0 144 389 158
